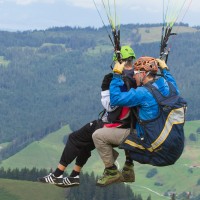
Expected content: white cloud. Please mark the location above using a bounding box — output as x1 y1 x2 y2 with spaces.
3 0 200 12
15 0 56 5
64 0 161 9
63 0 124 9
64 0 200 14
16 0 37 5
65 0 95 9
0 0 199 31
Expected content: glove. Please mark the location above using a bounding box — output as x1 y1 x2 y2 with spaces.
101 73 113 91
156 58 169 70
113 61 126 74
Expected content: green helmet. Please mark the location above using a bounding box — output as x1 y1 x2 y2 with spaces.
113 45 136 61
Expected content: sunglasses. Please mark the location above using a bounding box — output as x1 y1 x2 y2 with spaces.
134 70 145 75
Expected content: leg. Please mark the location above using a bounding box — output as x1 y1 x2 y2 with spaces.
68 145 94 178
59 120 100 167
121 150 135 182
92 127 130 186
93 127 130 168
37 120 102 186
61 146 95 188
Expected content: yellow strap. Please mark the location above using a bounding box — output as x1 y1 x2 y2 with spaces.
124 107 185 152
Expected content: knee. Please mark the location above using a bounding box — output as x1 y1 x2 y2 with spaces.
92 130 102 144
67 133 77 147
92 131 98 143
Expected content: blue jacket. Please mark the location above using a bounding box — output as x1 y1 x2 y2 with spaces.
110 70 179 119
110 70 187 166
110 69 179 136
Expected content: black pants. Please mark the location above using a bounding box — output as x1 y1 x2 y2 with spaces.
59 119 104 167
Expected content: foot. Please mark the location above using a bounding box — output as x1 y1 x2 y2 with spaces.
37 173 63 185
96 168 123 187
121 163 135 182
56 176 80 188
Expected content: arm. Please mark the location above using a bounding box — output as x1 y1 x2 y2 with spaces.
156 59 180 94
101 90 118 112
162 69 180 94
110 75 143 107
101 73 118 112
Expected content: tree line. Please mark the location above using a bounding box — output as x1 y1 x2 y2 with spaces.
0 23 199 155
0 167 148 200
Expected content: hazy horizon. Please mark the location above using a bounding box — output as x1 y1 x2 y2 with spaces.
0 0 199 31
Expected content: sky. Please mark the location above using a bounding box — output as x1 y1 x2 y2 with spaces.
0 0 199 31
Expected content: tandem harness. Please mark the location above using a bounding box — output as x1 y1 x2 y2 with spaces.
120 81 187 166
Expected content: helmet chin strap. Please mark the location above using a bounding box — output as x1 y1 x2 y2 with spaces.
139 74 143 86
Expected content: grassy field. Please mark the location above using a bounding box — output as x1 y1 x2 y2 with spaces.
0 178 65 200
0 142 10 150
1 120 200 200
85 26 199 58
0 56 10 67
138 26 198 44
0 125 70 170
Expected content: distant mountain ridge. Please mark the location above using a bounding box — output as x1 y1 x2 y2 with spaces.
0 23 199 148
1 120 200 200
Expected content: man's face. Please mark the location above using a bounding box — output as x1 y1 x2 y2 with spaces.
134 71 145 86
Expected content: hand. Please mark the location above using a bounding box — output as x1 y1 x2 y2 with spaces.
156 58 169 70
113 61 126 74
101 73 113 91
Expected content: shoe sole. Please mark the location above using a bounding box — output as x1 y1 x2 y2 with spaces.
96 175 123 187
121 176 135 183
122 180 135 183
37 178 64 185
55 183 80 188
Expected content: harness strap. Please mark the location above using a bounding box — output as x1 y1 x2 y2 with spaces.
144 81 177 104
123 77 138 134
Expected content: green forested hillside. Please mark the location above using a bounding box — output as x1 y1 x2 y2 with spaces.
1 121 200 200
0 23 199 156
